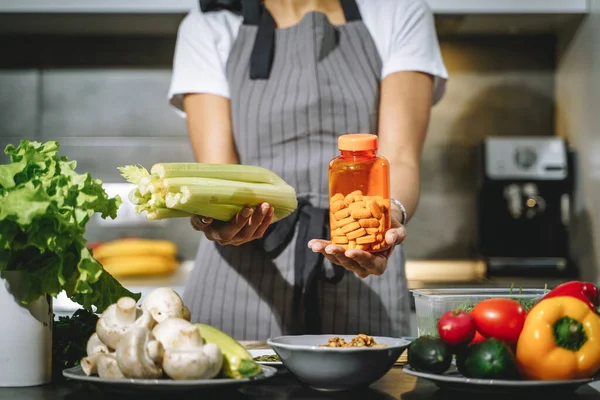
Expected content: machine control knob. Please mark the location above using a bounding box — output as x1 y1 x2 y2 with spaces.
514 146 537 170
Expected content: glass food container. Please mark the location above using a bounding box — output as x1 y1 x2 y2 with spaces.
328 134 391 252
412 288 550 337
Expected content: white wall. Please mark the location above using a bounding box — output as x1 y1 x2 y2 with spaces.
556 1 600 283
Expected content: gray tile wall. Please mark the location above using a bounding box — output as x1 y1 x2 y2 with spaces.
0 34 556 260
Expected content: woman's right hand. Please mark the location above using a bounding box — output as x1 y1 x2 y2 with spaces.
190 202 274 246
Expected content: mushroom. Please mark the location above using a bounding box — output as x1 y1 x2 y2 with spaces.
96 296 154 350
96 353 125 379
116 326 164 379
80 333 110 376
141 287 191 324
152 318 223 380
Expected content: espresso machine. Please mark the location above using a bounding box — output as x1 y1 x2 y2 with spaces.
476 137 577 277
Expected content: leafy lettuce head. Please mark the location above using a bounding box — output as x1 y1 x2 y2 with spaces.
0 140 140 312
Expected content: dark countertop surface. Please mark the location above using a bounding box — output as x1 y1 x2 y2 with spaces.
3 368 600 400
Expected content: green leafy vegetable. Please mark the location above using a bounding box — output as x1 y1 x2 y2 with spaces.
52 309 99 380
0 139 140 312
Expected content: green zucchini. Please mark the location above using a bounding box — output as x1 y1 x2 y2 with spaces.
195 323 263 379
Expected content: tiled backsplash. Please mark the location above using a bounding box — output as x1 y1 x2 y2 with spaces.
0 34 556 260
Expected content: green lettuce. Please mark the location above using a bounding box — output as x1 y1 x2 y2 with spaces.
0 140 140 312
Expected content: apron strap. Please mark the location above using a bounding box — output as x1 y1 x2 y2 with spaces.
245 0 363 80
255 197 346 334
340 0 362 22
199 0 242 13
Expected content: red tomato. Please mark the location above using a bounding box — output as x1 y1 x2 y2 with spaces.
470 330 486 344
437 310 476 346
470 298 525 344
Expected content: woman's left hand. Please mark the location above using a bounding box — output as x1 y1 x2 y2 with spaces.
307 213 406 278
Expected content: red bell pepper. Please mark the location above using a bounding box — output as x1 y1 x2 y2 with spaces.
542 281 600 313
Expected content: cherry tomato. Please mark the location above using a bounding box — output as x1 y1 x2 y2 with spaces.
470 330 486 345
470 298 526 344
437 310 476 346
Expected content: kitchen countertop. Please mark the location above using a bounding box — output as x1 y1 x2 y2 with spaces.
4 368 600 400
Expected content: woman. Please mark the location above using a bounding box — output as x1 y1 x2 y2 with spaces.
168 0 447 340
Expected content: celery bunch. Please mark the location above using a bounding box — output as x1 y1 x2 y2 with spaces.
118 163 298 222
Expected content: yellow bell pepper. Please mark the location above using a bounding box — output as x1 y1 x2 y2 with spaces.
516 296 600 380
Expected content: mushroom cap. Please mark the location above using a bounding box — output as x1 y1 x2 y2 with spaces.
152 318 202 351
141 287 188 324
86 333 109 357
201 343 223 379
96 297 154 350
163 348 211 380
116 326 164 379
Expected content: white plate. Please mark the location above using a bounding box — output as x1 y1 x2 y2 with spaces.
63 364 277 394
402 365 595 394
249 349 282 366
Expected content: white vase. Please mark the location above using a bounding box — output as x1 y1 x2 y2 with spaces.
0 272 53 387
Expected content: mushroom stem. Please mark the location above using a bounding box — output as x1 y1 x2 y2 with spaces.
116 326 164 379
147 340 164 364
81 354 100 376
115 297 138 325
96 353 125 379
178 326 203 348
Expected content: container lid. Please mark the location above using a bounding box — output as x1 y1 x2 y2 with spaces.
338 133 378 151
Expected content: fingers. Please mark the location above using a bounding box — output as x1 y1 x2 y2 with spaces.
344 249 386 276
385 225 407 247
190 215 213 231
199 203 274 246
235 203 273 243
308 240 369 278
252 206 274 239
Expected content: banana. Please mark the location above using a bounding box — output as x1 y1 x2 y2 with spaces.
195 323 263 379
92 238 177 259
100 255 179 277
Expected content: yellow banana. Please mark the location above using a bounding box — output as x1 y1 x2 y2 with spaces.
100 255 179 277
93 238 177 259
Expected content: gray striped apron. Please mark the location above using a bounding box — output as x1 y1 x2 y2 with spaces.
184 0 410 340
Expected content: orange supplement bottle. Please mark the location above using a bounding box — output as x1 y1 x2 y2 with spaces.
328 133 391 252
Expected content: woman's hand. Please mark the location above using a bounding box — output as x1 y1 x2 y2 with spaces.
307 212 406 278
190 202 274 246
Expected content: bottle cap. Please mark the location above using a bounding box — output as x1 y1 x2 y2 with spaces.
338 133 378 151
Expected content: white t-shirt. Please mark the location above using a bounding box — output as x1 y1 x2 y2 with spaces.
168 0 448 116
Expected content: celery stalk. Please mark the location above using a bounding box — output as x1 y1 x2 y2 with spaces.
161 177 296 205
179 185 296 220
147 208 192 220
119 163 298 223
166 192 242 221
151 163 286 185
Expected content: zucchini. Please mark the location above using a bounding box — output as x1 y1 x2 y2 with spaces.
194 323 263 379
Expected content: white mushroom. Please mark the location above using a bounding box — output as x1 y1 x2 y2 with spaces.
96 353 125 379
152 318 199 350
96 296 154 350
87 333 109 355
152 318 223 380
141 287 191 324
116 326 164 379
80 333 110 376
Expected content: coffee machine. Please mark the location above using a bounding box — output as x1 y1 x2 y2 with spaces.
476 137 577 277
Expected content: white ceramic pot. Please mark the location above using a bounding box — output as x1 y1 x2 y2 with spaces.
0 272 53 387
